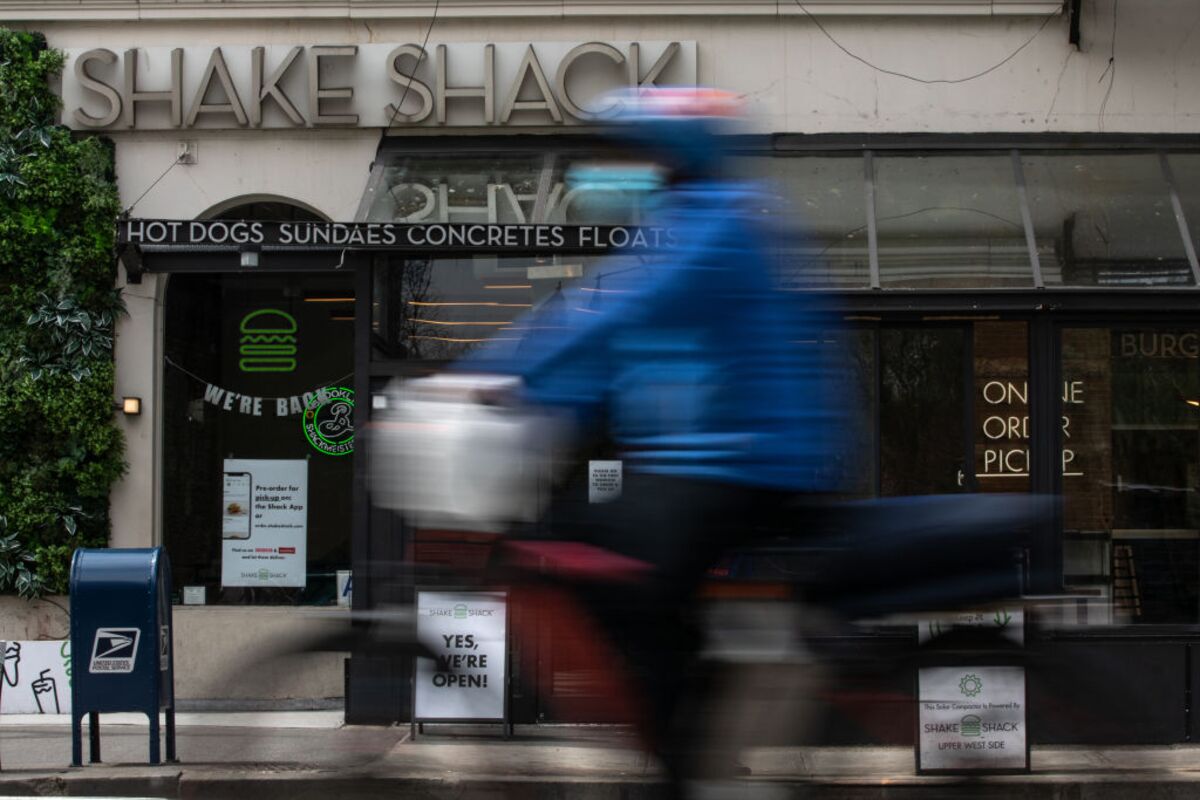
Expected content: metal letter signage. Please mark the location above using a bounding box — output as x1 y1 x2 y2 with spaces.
62 42 697 130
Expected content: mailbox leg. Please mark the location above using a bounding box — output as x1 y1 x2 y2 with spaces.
149 711 161 765
88 712 101 763
71 713 82 767
166 707 177 762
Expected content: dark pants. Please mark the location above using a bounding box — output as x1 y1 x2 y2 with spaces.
543 473 784 775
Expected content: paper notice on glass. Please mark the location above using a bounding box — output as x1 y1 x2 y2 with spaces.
221 458 308 588
588 460 622 504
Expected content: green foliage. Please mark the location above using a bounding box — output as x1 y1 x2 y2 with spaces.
0 517 46 598
0 29 124 595
19 292 120 381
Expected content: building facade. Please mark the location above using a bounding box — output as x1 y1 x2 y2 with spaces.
8 0 1200 740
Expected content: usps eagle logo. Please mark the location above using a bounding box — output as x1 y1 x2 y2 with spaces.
89 628 141 674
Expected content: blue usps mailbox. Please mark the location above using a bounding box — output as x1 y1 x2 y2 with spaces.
69 547 176 766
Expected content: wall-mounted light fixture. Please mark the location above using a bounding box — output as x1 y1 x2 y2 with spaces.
115 397 142 416
239 245 261 268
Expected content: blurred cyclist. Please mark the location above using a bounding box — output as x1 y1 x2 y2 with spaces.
450 87 848 790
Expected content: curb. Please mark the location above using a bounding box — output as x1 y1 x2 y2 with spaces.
4 770 1200 800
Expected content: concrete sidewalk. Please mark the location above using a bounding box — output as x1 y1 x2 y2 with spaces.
3 714 1200 798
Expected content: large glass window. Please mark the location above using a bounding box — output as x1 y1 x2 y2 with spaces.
1023 153 1193 287
163 272 355 605
360 152 642 226
832 320 1031 498
1062 327 1200 623
736 155 872 289
370 253 613 363
874 155 1032 288
879 327 969 494
361 145 1200 291
973 321 1033 493
1169 153 1200 256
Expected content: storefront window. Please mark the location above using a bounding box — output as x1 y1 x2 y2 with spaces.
879 327 968 494
1062 327 1200 623
840 320 1031 498
735 155 871 289
973 321 1032 494
1168 153 1200 254
360 152 643 226
371 253 611 363
1023 153 1193 286
163 272 355 605
873 154 1032 288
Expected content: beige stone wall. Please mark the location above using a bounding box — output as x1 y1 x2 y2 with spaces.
0 596 72 642
171 607 345 701
0 598 344 701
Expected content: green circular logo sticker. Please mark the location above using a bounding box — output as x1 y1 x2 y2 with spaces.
302 387 354 456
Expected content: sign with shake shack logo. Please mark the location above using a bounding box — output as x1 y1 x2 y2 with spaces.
917 666 1027 772
414 591 507 721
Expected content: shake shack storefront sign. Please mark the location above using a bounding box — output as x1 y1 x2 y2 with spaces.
119 219 680 255
63 41 696 130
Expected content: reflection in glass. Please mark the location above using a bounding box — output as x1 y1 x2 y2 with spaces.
1023 154 1192 286
734 155 871 289
1061 327 1200 624
1168 153 1200 263
372 254 616 362
827 328 877 497
360 153 644 226
879 327 967 495
873 155 1031 288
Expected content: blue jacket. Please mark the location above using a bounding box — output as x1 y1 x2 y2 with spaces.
463 181 847 493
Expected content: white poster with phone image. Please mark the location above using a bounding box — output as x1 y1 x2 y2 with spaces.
222 472 252 539
221 459 308 588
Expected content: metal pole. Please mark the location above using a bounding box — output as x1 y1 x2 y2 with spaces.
1012 149 1044 289
88 712 101 763
149 712 160 765
71 714 82 767
1160 152 1200 286
864 151 881 289
166 707 177 762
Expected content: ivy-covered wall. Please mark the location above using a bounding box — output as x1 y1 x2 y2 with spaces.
0 29 124 595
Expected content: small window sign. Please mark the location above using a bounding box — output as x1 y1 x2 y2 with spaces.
588 460 622 504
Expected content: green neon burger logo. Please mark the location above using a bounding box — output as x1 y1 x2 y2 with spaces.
302 387 354 456
239 309 297 373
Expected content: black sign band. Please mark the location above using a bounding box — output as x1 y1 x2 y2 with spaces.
119 219 679 254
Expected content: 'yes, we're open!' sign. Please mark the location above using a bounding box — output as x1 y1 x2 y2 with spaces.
414 591 507 722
